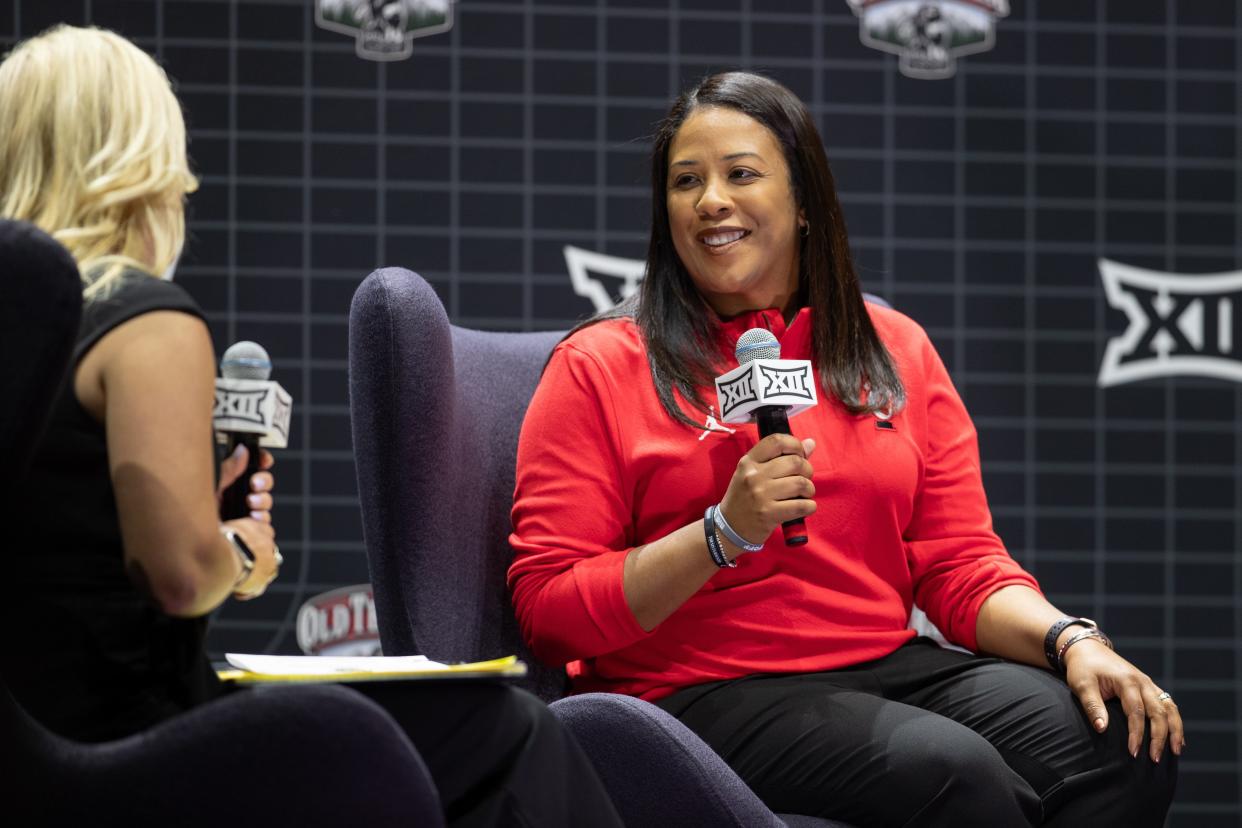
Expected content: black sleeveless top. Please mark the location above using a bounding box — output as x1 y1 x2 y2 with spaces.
6 272 222 741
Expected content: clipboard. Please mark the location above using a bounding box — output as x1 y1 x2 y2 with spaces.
217 653 527 685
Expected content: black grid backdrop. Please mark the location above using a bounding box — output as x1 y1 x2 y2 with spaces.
3 1 1238 821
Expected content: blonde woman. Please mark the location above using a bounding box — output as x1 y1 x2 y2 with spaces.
1 27 621 826
1 24 280 739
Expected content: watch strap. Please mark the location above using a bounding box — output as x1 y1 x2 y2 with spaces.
1044 617 1097 671
221 526 255 589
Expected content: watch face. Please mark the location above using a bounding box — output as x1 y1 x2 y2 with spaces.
225 528 256 561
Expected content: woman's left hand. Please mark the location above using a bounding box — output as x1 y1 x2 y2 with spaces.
1063 639 1185 762
217 444 275 521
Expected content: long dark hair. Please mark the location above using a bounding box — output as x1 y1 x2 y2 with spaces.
578 71 904 428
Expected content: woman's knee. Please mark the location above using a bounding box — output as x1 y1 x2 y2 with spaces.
879 720 1041 826
1082 699 1177 816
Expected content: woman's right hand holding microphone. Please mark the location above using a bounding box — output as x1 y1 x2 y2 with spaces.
623 433 817 630
715 433 817 561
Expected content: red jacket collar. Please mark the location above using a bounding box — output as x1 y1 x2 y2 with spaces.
716 306 813 363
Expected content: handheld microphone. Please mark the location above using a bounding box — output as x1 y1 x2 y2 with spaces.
214 341 292 520
714 328 818 546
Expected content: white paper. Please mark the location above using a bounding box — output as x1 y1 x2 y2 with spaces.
225 653 448 676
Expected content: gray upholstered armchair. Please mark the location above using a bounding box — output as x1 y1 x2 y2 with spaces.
349 266 852 827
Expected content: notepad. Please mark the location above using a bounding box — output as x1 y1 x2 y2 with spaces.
217 653 527 684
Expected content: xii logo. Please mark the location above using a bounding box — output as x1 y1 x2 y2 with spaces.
718 372 757 419
759 364 814 399
215 387 271 425
1098 258 1241 386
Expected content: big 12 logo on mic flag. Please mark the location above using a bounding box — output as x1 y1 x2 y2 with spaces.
715 360 819 423
213 379 293 448
1098 259 1241 387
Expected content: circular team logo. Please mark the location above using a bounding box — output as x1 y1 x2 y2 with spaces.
316 0 456 62
847 0 1010 80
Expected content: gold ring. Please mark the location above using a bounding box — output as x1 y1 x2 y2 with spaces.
1156 692 1172 702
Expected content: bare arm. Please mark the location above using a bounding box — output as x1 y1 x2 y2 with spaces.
977 585 1184 761
622 523 720 632
974 584 1068 667
78 310 275 616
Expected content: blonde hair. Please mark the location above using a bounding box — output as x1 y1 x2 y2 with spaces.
0 25 197 298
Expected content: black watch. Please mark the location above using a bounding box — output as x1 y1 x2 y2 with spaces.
220 526 255 588
1044 617 1098 671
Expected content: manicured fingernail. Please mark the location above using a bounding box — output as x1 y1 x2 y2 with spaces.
231 444 246 459
1093 717 1106 732
248 494 262 507
250 510 265 521
252 477 269 491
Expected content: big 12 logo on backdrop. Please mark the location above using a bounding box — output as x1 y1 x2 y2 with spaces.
1098 259 1242 387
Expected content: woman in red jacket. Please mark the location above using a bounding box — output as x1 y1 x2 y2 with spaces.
509 71 1179 826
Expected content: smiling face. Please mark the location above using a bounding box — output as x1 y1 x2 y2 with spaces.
666 106 805 320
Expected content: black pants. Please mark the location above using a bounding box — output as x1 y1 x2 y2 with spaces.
656 638 1177 827
349 681 622 828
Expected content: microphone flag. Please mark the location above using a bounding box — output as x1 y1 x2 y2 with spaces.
714 359 817 424
213 377 293 449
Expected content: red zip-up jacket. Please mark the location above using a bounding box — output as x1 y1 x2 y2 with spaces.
508 304 1039 702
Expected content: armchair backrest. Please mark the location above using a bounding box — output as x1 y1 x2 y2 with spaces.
348 270 914 704
0 220 79 784
349 268 568 700
0 220 82 502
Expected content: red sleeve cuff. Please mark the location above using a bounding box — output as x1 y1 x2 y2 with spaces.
572 549 651 651
955 566 1043 652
